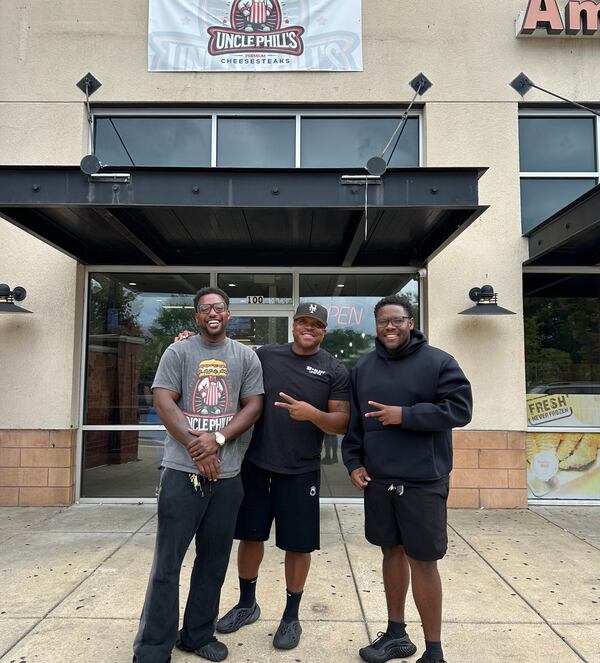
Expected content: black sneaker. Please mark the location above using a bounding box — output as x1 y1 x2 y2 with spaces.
175 635 228 662
359 631 417 663
416 657 447 663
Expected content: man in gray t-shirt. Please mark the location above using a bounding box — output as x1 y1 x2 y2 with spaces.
133 287 263 663
153 333 263 479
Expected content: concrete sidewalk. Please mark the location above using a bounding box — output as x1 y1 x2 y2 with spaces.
0 505 598 663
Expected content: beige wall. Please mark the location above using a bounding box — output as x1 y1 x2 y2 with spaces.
425 103 527 430
0 1 598 110
1 0 599 437
0 223 80 429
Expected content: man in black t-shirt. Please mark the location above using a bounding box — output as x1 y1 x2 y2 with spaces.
215 302 350 651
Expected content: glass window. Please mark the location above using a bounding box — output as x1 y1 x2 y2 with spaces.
85 273 210 426
228 316 289 346
217 118 295 167
81 431 165 498
519 117 596 172
300 273 419 497
524 273 600 426
94 118 212 167
301 117 419 168
217 273 293 304
299 273 419 371
520 178 596 233
524 273 600 501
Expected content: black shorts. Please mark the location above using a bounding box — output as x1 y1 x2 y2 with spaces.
364 478 449 561
234 459 320 553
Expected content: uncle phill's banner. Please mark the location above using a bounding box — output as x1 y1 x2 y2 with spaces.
148 0 363 71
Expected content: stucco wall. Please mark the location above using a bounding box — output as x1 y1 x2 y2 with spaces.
1 1 598 110
0 223 80 429
426 102 527 431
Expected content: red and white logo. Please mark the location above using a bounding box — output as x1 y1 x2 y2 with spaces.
208 0 304 56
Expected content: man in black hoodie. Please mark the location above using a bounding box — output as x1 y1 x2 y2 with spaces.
343 295 472 663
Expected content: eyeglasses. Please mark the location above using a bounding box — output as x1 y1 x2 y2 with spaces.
197 302 227 314
375 316 411 327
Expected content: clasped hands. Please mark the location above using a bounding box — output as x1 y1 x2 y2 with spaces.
186 430 221 481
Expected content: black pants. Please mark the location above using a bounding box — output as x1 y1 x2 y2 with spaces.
133 468 244 663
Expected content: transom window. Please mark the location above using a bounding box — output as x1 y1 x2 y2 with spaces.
519 113 600 233
93 109 421 169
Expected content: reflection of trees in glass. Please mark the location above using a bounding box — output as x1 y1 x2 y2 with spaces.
525 297 600 388
89 276 141 336
140 298 196 383
321 328 376 370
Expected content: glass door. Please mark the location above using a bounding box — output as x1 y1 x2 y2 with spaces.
227 312 291 348
226 312 292 448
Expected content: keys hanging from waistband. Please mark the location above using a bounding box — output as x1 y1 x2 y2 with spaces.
387 483 404 496
189 473 206 497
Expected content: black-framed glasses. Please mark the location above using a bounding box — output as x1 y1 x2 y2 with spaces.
375 316 411 327
197 302 228 314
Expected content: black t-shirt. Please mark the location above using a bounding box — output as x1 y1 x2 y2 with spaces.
245 343 350 474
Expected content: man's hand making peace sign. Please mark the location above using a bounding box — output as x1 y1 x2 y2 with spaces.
274 391 317 421
274 391 350 434
364 400 403 426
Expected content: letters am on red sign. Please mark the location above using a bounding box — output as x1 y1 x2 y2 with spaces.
517 0 600 37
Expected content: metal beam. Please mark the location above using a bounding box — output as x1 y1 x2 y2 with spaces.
526 184 600 266
0 167 486 210
342 210 384 267
97 209 166 266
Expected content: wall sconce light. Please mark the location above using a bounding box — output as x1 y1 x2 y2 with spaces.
459 285 515 316
0 284 32 314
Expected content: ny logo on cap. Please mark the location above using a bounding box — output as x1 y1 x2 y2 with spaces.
309 304 317 313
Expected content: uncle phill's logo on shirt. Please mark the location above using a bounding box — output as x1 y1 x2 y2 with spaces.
193 359 230 416
207 0 305 56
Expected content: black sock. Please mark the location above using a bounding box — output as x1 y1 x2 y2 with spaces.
282 589 303 622
237 576 257 609
387 621 407 638
424 640 443 661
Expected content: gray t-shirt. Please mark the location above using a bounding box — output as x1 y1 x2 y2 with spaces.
152 335 264 478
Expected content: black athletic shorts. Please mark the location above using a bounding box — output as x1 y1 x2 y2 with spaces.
234 459 320 553
364 477 449 561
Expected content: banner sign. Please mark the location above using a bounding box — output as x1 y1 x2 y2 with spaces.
526 393 600 427
148 0 363 71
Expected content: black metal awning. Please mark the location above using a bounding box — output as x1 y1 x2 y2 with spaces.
0 166 486 267
525 183 600 267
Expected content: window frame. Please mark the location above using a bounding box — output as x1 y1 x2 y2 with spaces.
522 265 600 435
91 107 423 169
519 109 600 233
77 265 423 503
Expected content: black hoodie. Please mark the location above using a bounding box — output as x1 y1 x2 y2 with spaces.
342 330 472 483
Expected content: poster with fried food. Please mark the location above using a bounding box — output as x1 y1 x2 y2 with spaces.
527 432 600 499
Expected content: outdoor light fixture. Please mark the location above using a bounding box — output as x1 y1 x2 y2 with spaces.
0 283 32 314
509 73 600 117
459 285 515 316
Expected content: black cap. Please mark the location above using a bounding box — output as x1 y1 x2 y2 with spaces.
294 302 328 326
